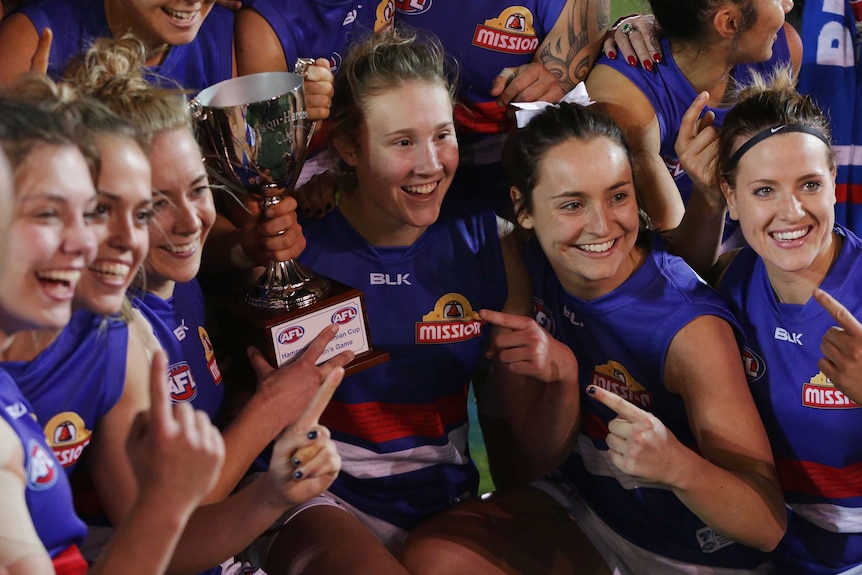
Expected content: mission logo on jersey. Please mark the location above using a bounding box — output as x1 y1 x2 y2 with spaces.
199 326 222 385
27 439 58 491
44 411 92 468
802 371 860 409
591 360 652 410
472 7 539 54
416 293 483 343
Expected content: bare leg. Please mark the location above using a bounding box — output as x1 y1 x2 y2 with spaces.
264 505 410 575
401 487 610 575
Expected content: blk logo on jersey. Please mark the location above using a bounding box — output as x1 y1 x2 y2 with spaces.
472 7 539 54
27 439 58 491
563 305 584 327
169 362 197 403
45 411 92 468
774 327 803 346
533 298 556 335
802 371 860 409
395 0 430 15
742 347 767 383
370 272 411 286
4 402 27 419
416 292 484 343
174 319 189 341
591 360 652 410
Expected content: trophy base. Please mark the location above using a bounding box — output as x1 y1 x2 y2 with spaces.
214 277 388 378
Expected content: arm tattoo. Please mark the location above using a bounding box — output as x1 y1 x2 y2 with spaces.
540 0 609 92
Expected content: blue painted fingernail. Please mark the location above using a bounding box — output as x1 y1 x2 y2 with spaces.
307 430 318 440
292 457 301 466
587 386 596 395
294 470 304 479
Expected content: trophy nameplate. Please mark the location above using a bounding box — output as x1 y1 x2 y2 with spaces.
192 68 387 376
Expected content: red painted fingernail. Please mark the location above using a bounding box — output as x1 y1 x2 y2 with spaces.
627 55 637 67
653 53 663 64
643 60 653 72
607 50 617 60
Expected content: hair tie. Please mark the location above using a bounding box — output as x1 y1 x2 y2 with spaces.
727 124 831 171
511 83 594 128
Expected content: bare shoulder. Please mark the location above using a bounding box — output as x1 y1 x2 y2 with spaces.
0 12 40 87
234 7 287 75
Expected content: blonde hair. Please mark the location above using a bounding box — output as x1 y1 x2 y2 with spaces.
66 35 191 146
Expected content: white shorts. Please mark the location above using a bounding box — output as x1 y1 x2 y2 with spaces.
241 491 408 566
532 475 772 575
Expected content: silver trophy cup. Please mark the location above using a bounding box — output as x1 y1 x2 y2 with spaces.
190 64 329 310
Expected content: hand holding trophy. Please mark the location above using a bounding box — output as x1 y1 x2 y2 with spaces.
191 60 388 374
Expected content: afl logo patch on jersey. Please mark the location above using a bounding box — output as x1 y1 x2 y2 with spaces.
472 7 539 54
27 439 59 491
742 347 766 383
169 362 197 403
532 298 556 335
416 293 484 344
395 0 431 15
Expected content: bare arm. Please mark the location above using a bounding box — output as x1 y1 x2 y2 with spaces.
536 0 609 92
586 64 686 230
235 8 288 75
90 314 352 573
0 14 40 87
480 222 582 476
89 351 225 575
590 315 786 550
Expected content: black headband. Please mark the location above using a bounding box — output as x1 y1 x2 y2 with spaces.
727 124 831 172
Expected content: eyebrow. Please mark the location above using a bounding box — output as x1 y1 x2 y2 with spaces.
548 180 631 200
382 122 454 138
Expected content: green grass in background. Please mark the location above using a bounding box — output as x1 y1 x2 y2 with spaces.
612 0 651 21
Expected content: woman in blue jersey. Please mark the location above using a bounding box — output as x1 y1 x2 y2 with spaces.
585 0 799 239
54 37 353 574
233 28 550 574
401 102 787 574
713 71 862 574
0 97 227 575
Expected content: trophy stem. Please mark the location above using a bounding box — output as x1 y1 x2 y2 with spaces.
246 259 330 310
245 194 330 310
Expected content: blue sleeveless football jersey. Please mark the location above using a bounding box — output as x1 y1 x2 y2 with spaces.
719 225 862 574
297 206 507 529
134 280 224 423
0 368 87 559
1 310 127 473
526 238 768 569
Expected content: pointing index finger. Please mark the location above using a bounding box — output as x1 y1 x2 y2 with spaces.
479 308 533 331
814 288 862 336
587 385 646 420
